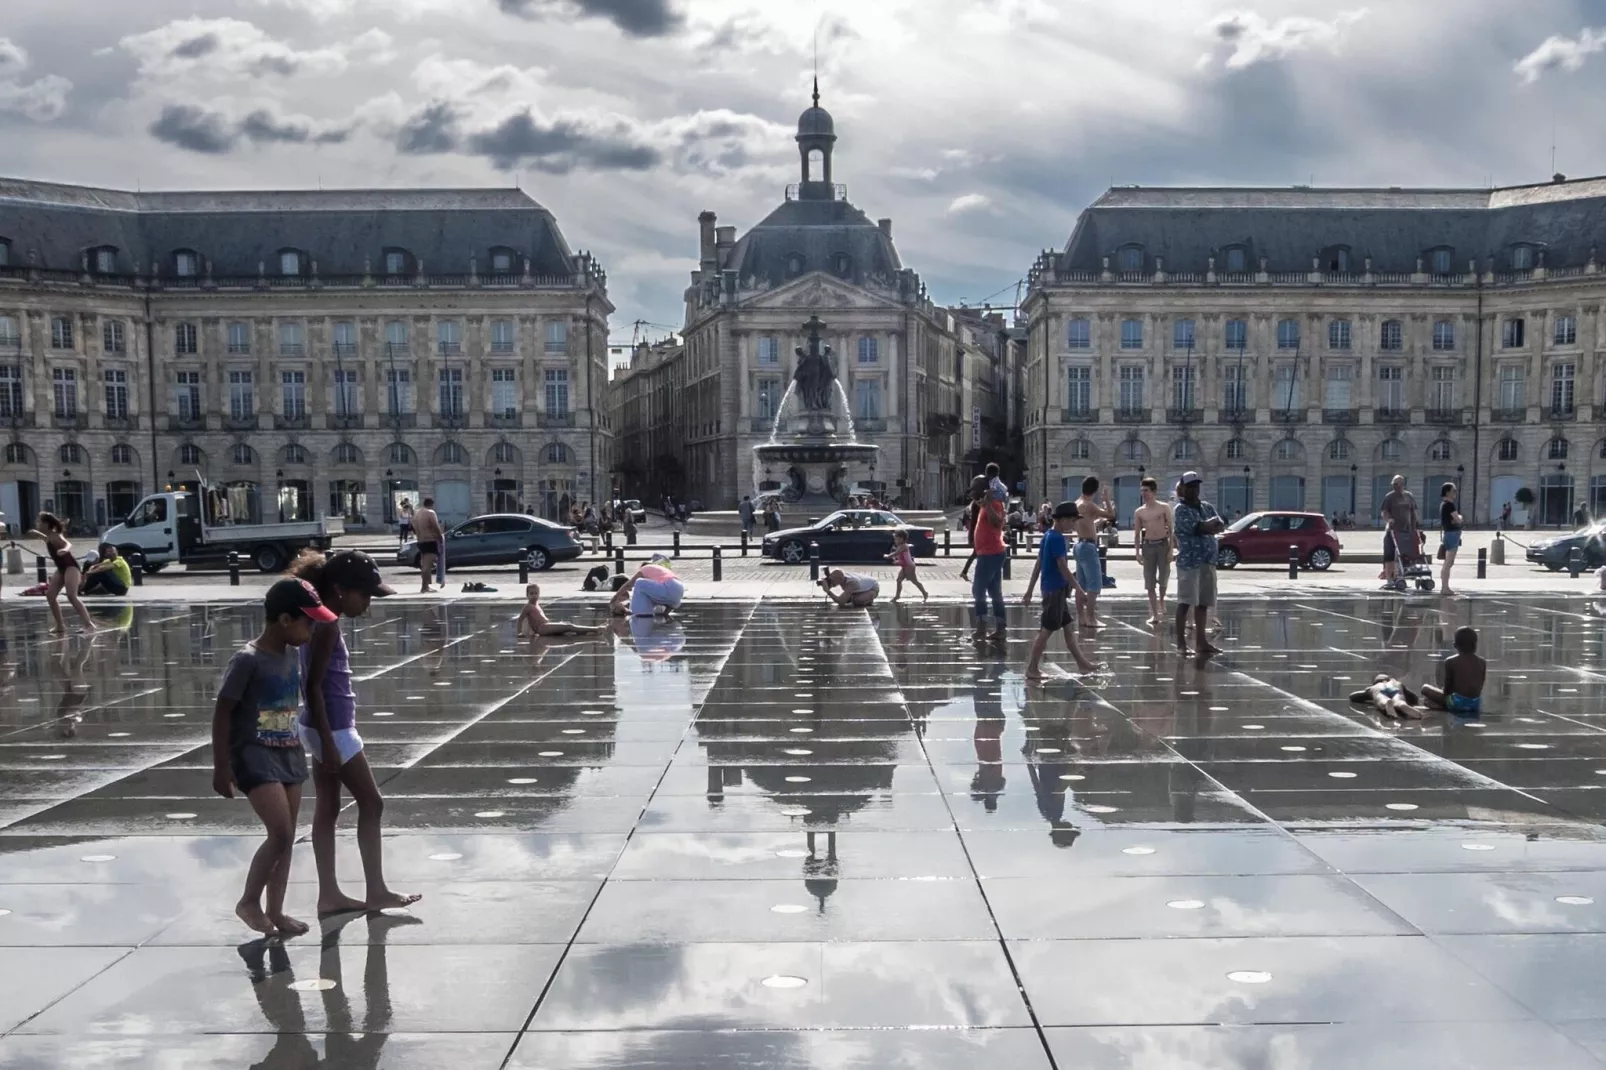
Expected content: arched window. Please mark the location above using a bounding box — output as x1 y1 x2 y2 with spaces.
1328 439 1351 461
382 247 413 276
332 442 360 465
1067 317 1091 349
1225 319 1247 351
1276 319 1300 350
3 442 30 464
1498 439 1520 462
1328 319 1351 350
806 148 824 182
1379 439 1403 462
387 442 416 465
173 249 201 278
110 443 134 465
1172 439 1197 462
282 444 309 465
1432 320 1455 350
1273 439 1302 462
178 444 203 467
1429 439 1455 462
278 248 305 277
435 441 467 465
1067 439 1091 461
545 442 570 464
1117 245 1144 273
1548 436 1569 461
1510 244 1535 271
1380 320 1403 351
1223 245 1248 274
230 443 256 465
1555 315 1578 346
1118 440 1147 464
491 441 518 464
59 443 85 464
1225 438 1246 461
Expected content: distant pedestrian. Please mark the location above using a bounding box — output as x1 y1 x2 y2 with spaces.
738 494 756 536
1072 477 1115 629
397 498 413 546
819 568 879 607
411 498 442 594
1172 473 1224 658
1438 482 1463 595
1500 502 1512 529
1021 501 1100 679
959 486 982 582
1133 478 1174 626
969 475 1008 641
81 544 131 596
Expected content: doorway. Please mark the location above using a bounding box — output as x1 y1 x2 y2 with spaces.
1321 475 1353 522
1491 475 1527 527
1270 475 1306 511
1112 476 1141 527
434 480 472 527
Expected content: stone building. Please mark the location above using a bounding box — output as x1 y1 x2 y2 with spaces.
674 88 974 510
608 338 686 503
1022 179 1606 527
0 180 612 533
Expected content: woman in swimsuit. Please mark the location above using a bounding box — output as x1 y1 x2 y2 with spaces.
27 512 96 635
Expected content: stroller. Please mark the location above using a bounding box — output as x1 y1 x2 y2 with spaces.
1386 526 1435 592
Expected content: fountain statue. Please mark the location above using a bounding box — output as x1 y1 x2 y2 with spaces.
752 315 879 511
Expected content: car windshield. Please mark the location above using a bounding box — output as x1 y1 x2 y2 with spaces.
1225 513 1261 533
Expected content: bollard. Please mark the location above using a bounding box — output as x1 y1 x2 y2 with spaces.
741 530 749 557
1570 545 1585 578
673 530 681 558
518 554 530 585
809 541 821 582
1289 544 1299 580
1477 547 1487 580
1098 542 1109 585
130 551 144 587
603 528 612 550
1490 532 1505 566
713 545 723 582
227 550 240 586
943 528 951 557
1002 546 1013 581
613 545 625 576
35 555 46 585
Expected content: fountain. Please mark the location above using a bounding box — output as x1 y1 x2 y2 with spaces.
753 314 879 511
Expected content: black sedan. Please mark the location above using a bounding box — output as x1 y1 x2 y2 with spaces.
1525 522 1606 572
396 513 583 571
762 509 937 564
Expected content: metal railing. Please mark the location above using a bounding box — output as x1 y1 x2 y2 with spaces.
1322 408 1356 424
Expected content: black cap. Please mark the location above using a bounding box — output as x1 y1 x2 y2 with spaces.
322 550 394 597
1053 500 1080 520
265 578 338 623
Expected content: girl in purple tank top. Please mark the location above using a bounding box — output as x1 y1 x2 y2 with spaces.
290 550 420 917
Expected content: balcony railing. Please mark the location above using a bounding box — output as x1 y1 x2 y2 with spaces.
226 343 251 355
438 343 462 356
1548 405 1577 422
1272 408 1308 424
1491 407 1526 423
103 415 133 431
1425 408 1464 425
1218 407 1256 424
1 410 35 429
223 414 257 431
52 411 88 429
490 343 515 355
328 412 364 430
274 413 310 430
381 412 417 429
1323 408 1356 424
1114 407 1150 423
489 412 522 429
432 412 466 429
538 412 575 428
1165 407 1202 424
171 413 205 431
332 343 357 358
279 343 305 357
1060 407 1097 423
1374 407 1409 423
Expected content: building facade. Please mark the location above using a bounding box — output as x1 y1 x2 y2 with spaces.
608 338 686 503
0 180 612 534
670 91 987 511
1022 180 1606 526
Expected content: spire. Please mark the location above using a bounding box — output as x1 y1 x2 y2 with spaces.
812 75 820 109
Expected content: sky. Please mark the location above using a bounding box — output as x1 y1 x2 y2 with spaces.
5 0 1606 338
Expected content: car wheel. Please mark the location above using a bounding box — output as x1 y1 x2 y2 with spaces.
1307 547 1334 571
253 544 287 573
1545 562 1563 572
1217 546 1239 569
780 539 807 565
526 546 552 571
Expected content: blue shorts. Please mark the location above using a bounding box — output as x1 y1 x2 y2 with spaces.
1073 540 1102 593
1448 692 1480 714
1443 530 1462 551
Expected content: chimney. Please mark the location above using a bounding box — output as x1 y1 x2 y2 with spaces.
877 218 893 239
715 225 736 249
1553 172 1568 184
698 210 717 271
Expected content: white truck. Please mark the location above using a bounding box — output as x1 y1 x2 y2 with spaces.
103 485 344 573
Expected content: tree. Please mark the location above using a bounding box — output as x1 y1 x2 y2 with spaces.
1514 486 1536 507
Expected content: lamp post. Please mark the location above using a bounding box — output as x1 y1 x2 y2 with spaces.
1242 464 1251 518
276 469 285 523
1350 463 1358 520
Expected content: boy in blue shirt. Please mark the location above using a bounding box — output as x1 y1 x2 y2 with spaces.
1022 501 1100 679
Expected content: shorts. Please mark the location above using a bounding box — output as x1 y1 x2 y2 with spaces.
1442 529 1462 551
231 743 308 794
297 723 365 766
1039 587 1074 632
1140 540 1171 591
1073 539 1102 593
1447 692 1481 714
1176 565 1218 608
630 576 685 615
416 541 438 557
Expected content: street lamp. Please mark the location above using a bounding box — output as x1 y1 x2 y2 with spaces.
1350 463 1358 520
276 469 285 523
1242 464 1251 517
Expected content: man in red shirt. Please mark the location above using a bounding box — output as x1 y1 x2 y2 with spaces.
969 475 1008 641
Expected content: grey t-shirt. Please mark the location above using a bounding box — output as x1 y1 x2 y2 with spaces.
840 572 879 594
1381 489 1418 530
217 642 304 754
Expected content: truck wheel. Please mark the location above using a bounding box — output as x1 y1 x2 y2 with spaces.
141 562 167 575
253 544 287 573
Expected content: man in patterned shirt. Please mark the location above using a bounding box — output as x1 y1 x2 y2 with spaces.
1172 472 1224 658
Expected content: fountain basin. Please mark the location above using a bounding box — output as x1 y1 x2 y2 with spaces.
753 441 880 511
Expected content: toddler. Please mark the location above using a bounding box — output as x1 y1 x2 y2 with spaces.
886 529 928 602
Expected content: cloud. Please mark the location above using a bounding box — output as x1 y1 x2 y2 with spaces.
0 37 72 122
1203 9 1367 69
1515 27 1606 83
149 102 351 153
497 0 682 38
118 17 388 82
248 0 456 18
947 193 993 215
394 99 462 154
465 109 660 171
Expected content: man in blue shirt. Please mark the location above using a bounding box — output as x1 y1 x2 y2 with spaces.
1022 501 1100 679
1172 472 1224 657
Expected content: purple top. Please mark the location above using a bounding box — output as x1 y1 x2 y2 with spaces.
299 620 357 732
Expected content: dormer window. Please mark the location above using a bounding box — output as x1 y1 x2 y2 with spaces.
1322 245 1351 273
1223 245 1248 274
785 253 805 279
173 250 200 278
382 247 412 276
278 249 304 277
489 246 517 275
832 253 852 278
1510 244 1535 271
91 246 118 275
1428 246 1454 275
1116 245 1144 273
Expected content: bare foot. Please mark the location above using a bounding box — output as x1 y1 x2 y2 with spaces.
365 889 422 910
1025 667 1045 682
317 892 368 918
268 912 309 936
891 596 902 603
1177 644 1193 657
1198 642 1224 657
235 901 276 935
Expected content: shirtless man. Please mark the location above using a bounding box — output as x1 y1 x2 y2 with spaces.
1071 476 1115 628
411 497 443 594
1132 477 1174 627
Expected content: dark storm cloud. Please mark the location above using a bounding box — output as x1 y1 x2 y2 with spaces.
148 103 234 153
497 0 682 38
465 109 660 172
395 100 462 154
240 108 350 145
168 33 219 60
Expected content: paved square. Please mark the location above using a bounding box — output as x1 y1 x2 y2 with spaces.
2 592 1606 1067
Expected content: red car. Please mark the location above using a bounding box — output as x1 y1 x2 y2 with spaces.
1216 511 1341 571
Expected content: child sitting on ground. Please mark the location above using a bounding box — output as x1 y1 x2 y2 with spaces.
517 583 605 637
1419 626 1487 715
885 529 928 602
1349 673 1423 719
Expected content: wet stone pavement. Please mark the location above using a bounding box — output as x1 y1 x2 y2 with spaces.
2 594 1606 1067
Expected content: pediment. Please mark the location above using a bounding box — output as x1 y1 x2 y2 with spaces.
740 272 901 311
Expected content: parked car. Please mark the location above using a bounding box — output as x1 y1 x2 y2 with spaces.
395 513 583 572
762 509 937 564
1216 511 1341 570
620 499 647 523
1526 522 1606 571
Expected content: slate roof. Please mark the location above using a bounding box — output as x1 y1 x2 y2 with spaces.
1059 177 1606 275
724 196 902 288
0 178 577 279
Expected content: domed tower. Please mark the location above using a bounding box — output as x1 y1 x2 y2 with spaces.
795 77 837 198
